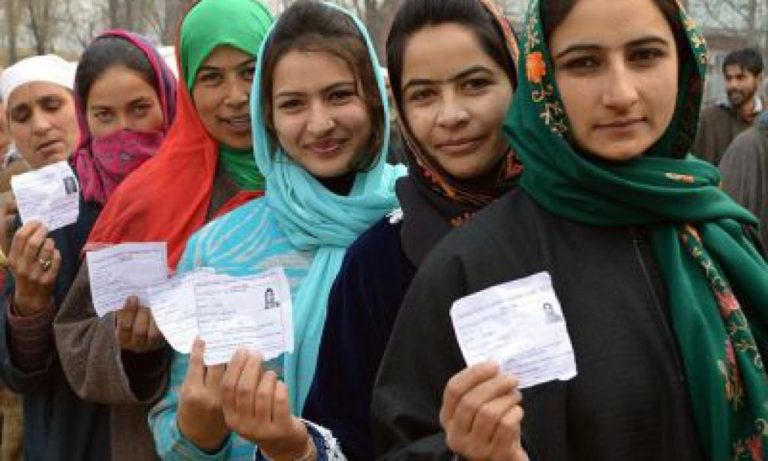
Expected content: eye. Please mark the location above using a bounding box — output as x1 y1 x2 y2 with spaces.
407 88 437 104
131 103 152 118
630 47 665 65
328 89 355 104
94 111 114 123
462 78 492 93
563 56 601 71
198 71 223 86
277 98 304 112
41 97 63 112
10 107 30 123
241 66 256 82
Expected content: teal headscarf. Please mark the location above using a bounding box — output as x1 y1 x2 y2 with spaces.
251 2 405 411
506 1 768 459
180 0 273 190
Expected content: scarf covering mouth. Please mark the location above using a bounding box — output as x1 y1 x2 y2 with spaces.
505 1 768 459
72 30 178 206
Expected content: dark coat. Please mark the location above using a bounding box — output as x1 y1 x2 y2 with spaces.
372 190 706 461
0 195 111 461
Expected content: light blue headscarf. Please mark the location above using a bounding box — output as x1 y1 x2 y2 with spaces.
252 2 405 411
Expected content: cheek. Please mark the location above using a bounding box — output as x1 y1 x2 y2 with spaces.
557 77 591 134
474 90 513 133
272 114 303 148
145 106 165 131
193 90 221 127
345 104 372 137
403 107 434 146
645 65 679 127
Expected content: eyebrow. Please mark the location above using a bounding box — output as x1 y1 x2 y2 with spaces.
553 35 671 60
402 65 493 92
198 58 256 73
274 80 357 99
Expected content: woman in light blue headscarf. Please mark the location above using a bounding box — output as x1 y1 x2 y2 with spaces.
149 2 403 460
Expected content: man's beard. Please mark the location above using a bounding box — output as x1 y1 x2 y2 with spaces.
727 87 756 108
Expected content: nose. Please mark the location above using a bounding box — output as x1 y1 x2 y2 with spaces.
224 78 250 109
306 101 335 136
436 92 470 129
601 61 640 112
30 109 53 135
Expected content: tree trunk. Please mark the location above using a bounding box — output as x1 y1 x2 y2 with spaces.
5 0 19 63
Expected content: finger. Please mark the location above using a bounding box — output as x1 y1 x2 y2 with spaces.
451 374 517 438
221 348 248 417
255 369 277 427
441 362 501 427
272 380 293 428
8 222 40 269
146 315 163 348
20 224 48 264
489 405 524 459
130 307 152 349
205 363 226 391
115 297 139 346
470 393 519 445
235 353 263 421
40 248 62 285
30 238 56 281
185 338 206 385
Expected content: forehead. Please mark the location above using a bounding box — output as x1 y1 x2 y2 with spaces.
724 65 750 77
201 45 253 68
402 23 500 79
8 82 71 109
549 0 674 51
272 50 355 93
87 67 157 105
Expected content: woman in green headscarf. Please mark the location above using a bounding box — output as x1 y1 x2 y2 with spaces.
52 1 274 460
371 0 768 460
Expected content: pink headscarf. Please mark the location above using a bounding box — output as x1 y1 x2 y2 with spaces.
71 30 177 206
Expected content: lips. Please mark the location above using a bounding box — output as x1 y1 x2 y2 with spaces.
595 118 645 130
35 139 64 156
306 138 348 157
219 114 251 134
435 136 486 156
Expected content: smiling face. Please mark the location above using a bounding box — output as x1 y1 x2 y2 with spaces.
550 0 679 162
86 66 164 139
192 46 255 149
7 82 78 168
400 23 513 180
270 50 372 178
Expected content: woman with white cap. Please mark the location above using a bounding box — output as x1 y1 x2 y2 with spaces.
0 54 78 170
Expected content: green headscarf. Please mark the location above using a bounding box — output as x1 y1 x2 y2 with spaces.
505 1 768 459
180 0 274 190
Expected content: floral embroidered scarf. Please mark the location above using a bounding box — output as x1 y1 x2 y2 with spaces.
505 1 768 459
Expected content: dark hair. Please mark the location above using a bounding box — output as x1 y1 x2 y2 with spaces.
722 48 764 76
386 0 517 116
541 0 687 62
75 36 158 107
260 1 384 172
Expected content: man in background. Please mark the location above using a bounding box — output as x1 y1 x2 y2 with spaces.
694 48 764 165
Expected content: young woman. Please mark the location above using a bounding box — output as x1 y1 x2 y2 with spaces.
0 33 176 461
149 2 403 460
299 1 521 459
52 2 273 460
372 0 768 460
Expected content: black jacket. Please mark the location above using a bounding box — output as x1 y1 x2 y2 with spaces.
372 190 705 461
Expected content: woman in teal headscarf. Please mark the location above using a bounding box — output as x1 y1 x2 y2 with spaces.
371 0 768 460
149 2 403 460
